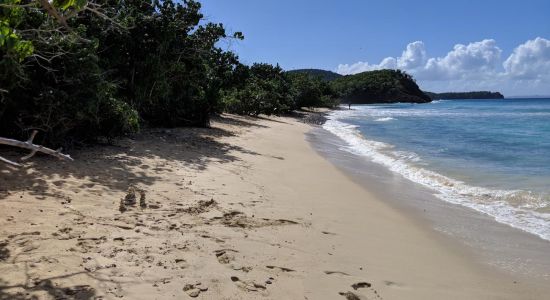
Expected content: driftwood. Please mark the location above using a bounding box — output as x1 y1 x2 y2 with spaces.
0 130 73 167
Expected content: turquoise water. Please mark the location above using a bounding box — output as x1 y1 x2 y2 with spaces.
324 99 550 240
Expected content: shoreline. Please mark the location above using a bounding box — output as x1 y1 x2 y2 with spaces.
324 102 550 242
1 114 549 299
308 126 550 281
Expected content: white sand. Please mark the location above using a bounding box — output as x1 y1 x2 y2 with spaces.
1 114 548 299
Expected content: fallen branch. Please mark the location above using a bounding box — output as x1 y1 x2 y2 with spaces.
0 130 73 167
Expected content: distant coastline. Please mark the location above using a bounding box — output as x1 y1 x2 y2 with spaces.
425 91 504 100
506 95 550 99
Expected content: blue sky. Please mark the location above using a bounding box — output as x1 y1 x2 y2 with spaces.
200 0 550 96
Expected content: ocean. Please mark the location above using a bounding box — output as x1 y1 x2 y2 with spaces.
323 98 550 241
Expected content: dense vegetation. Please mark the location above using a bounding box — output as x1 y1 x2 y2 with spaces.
286 69 343 81
1 1 430 148
425 91 504 100
331 69 431 104
0 0 338 146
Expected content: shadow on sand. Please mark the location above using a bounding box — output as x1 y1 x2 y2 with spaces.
0 274 97 300
0 118 262 200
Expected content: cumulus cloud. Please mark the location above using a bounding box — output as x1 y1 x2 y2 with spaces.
335 37 550 95
422 39 501 80
503 37 550 79
397 41 427 69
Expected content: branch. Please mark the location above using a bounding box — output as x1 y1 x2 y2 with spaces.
38 0 69 29
0 156 21 167
0 130 73 167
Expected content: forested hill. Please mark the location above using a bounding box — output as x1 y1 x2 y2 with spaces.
331 70 432 104
286 69 343 81
425 91 504 100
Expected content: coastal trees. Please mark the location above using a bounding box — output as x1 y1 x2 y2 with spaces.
221 63 294 116
424 91 504 100
0 0 140 145
286 72 339 108
330 69 431 104
0 0 340 151
1 0 242 145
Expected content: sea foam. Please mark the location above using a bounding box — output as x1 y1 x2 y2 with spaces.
374 117 395 122
323 109 550 241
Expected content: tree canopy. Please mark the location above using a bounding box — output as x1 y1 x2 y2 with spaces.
330 69 431 104
1 0 341 147
424 91 504 100
2 1 432 148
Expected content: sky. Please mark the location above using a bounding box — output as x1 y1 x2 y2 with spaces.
200 0 550 96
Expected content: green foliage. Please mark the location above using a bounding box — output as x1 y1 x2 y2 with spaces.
1 0 340 147
331 69 431 104
286 72 339 108
0 0 34 60
425 91 504 100
0 21 139 145
222 63 294 116
286 69 343 82
53 0 87 11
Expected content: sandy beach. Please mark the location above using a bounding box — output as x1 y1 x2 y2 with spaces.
1 114 549 300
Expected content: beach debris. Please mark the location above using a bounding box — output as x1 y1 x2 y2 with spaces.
139 189 147 208
179 198 217 214
118 199 127 213
124 187 137 205
0 130 73 167
120 186 147 211
351 282 371 290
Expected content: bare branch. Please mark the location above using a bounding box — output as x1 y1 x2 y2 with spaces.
0 131 73 167
38 0 69 29
84 7 126 30
0 156 22 167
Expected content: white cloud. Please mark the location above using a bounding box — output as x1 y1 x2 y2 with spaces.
335 61 380 75
503 37 550 79
421 39 501 80
335 38 550 95
397 41 427 70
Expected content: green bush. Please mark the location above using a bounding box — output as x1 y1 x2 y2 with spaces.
222 63 294 116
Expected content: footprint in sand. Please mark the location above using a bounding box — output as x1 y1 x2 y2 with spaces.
214 249 238 264
338 291 362 300
384 280 404 288
343 282 383 300
180 199 218 214
230 276 266 292
266 265 295 272
183 282 208 298
211 211 299 229
324 270 350 276
351 282 371 290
